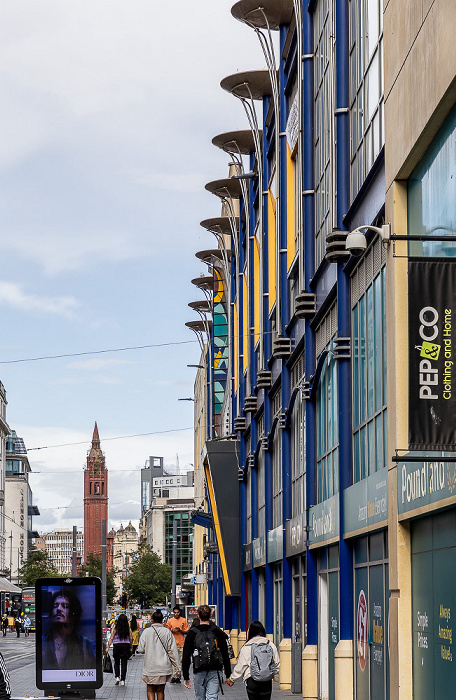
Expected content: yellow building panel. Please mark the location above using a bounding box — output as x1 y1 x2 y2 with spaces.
268 189 276 312
254 236 260 345
233 302 238 392
286 144 296 270
243 271 247 373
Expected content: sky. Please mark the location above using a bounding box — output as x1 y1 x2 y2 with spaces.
0 1 263 537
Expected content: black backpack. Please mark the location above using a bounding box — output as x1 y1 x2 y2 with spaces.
192 626 223 671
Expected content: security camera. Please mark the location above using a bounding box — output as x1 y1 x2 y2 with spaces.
345 231 367 256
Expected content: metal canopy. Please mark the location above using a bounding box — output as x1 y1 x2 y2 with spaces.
188 300 212 313
191 275 213 289
195 248 231 263
212 129 260 155
185 319 212 332
200 217 237 235
205 178 242 198
231 0 294 29
220 70 272 100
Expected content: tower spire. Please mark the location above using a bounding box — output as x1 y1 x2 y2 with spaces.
92 421 100 448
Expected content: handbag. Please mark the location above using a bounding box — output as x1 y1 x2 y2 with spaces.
103 653 113 673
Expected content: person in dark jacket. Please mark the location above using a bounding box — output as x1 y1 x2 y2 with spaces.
0 651 11 700
182 605 231 700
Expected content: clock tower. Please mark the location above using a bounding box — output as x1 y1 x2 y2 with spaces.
83 422 108 561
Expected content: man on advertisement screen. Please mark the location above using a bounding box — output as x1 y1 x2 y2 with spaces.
42 588 96 671
36 577 102 691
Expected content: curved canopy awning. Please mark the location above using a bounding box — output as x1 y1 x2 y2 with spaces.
185 319 212 333
188 300 212 313
220 70 272 100
191 275 213 290
212 129 261 155
195 248 231 264
231 0 294 29
205 178 242 198
200 217 237 235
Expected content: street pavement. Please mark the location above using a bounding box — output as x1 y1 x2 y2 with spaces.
1 633 296 700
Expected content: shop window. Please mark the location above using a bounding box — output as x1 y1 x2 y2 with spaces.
351 239 387 482
408 103 456 258
318 546 339 700
354 531 389 700
349 0 384 201
274 564 283 645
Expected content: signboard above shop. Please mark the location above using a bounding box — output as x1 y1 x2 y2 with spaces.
398 452 456 519
309 494 339 548
344 468 388 537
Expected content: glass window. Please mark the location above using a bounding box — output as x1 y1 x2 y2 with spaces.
272 428 283 528
351 239 387 482
291 389 306 518
408 103 456 257
314 0 333 268
316 347 339 503
246 467 252 544
257 446 265 538
349 0 383 201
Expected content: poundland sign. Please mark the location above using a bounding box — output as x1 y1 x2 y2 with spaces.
398 453 456 517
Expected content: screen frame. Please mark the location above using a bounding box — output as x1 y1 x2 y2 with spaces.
35 576 103 691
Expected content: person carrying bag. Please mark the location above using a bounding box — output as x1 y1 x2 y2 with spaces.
137 609 180 700
225 621 280 700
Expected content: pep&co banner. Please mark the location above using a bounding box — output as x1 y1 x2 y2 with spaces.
409 259 456 450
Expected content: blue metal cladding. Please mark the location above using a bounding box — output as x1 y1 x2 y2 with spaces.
335 0 354 642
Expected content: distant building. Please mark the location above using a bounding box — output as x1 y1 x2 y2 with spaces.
4 430 39 583
83 423 108 561
35 529 83 575
113 521 138 595
0 383 10 575
141 460 195 601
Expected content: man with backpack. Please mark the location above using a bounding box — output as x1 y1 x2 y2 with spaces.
182 605 231 700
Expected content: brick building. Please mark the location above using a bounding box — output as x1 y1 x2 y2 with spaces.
83 423 108 561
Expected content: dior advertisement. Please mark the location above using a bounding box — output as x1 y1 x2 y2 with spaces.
408 260 456 450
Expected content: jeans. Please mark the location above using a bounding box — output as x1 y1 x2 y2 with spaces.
193 670 221 700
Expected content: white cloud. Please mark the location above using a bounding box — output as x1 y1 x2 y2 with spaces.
19 424 193 534
0 281 79 316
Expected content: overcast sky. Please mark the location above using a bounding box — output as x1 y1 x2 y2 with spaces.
0 1 263 538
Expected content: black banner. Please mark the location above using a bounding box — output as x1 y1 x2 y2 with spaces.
409 260 456 449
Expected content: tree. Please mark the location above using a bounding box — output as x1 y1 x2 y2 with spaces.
17 549 59 587
124 546 171 606
79 553 117 604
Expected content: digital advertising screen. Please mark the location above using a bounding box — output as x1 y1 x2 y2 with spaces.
35 577 102 690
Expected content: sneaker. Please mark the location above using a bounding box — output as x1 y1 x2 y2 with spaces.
175 678 181 684
120 681 125 686
115 678 120 685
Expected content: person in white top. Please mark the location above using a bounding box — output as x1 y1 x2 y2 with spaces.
225 621 280 700
137 610 180 700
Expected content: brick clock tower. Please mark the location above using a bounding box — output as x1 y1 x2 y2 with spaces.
83 422 108 561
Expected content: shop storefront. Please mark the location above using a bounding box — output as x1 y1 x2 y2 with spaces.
344 467 389 700
399 456 456 700
268 525 284 645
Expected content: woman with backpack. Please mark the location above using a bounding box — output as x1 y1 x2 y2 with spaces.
225 621 280 700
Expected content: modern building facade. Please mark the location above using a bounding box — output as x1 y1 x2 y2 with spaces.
113 521 138 595
5 430 39 583
35 528 83 575
0 383 10 575
83 422 108 561
186 1 456 699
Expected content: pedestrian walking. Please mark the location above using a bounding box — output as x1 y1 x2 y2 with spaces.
23 616 31 638
130 615 141 655
165 606 189 683
182 604 231 700
106 613 133 686
0 651 11 700
137 609 180 700
225 621 279 700
1 616 7 638
14 617 22 638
